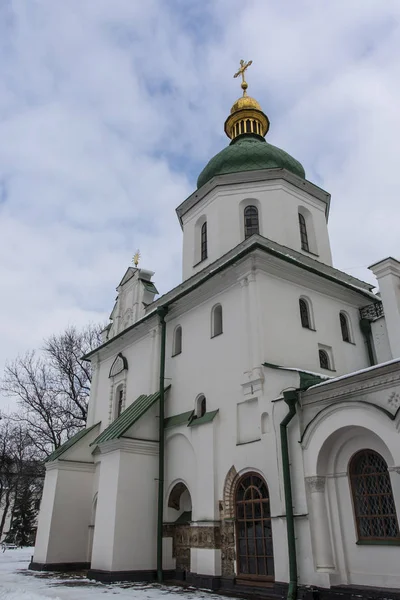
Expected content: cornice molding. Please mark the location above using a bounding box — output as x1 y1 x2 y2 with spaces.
176 168 331 225
46 460 95 473
98 437 159 456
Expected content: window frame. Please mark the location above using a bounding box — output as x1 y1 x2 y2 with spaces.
115 383 124 419
172 325 182 356
299 297 314 330
319 349 330 370
244 205 260 239
201 221 208 262
211 303 223 338
195 394 207 418
349 449 400 544
340 312 352 343
298 212 310 252
235 471 274 582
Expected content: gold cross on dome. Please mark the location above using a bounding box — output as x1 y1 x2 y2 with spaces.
132 250 140 267
234 59 253 95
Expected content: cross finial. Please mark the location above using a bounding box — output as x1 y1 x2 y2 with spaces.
132 250 140 268
234 59 253 96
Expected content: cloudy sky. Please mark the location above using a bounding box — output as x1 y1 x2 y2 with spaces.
0 0 400 410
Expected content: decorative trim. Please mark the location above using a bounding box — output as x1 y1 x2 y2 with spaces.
46 460 95 473
222 465 238 520
109 353 128 378
97 438 158 456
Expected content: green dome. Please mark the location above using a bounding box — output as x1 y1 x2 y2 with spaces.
197 134 305 189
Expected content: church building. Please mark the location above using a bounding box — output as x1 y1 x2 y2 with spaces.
31 61 400 600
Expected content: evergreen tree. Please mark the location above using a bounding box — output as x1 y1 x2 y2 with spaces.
5 484 37 547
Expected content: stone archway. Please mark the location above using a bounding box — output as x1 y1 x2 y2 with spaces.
164 482 193 575
220 466 239 576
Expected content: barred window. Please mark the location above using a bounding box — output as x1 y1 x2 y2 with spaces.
340 312 351 342
298 212 309 252
349 449 400 541
299 299 311 329
235 473 274 580
244 206 259 239
319 349 330 370
201 222 208 261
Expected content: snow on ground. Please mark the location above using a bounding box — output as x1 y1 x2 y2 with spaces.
0 548 228 600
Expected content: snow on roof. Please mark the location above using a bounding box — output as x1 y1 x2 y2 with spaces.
307 358 400 390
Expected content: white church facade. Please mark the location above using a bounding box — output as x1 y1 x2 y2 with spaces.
31 64 400 599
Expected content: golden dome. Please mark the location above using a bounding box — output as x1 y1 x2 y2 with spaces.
230 95 262 114
225 59 270 141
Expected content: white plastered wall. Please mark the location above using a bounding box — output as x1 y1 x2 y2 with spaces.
181 178 332 281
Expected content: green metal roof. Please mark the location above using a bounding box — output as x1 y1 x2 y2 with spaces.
91 388 170 447
197 135 305 189
141 280 159 294
263 362 329 390
45 422 100 463
164 410 194 429
188 409 219 427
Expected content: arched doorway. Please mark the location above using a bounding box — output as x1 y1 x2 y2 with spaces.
235 472 274 581
166 482 192 577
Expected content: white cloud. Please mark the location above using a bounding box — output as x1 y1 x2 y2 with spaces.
1 0 400 409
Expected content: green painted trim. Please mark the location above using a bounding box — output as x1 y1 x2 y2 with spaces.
188 409 219 427
141 280 159 294
83 237 375 362
45 422 100 463
281 390 298 600
164 410 194 429
156 306 168 584
356 539 400 546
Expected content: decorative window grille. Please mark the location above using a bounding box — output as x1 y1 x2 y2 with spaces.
319 349 330 370
298 212 309 252
235 473 274 580
244 206 260 239
201 222 208 262
173 325 182 356
340 312 351 342
349 449 400 541
212 304 223 337
299 299 311 329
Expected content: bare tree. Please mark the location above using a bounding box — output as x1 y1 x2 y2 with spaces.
0 419 43 540
1 323 103 457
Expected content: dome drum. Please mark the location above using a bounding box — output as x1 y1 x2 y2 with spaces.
224 107 270 140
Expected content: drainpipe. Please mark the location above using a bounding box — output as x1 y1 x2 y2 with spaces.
360 318 375 366
281 390 299 600
156 306 168 583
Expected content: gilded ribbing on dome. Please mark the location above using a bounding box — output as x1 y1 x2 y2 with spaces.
225 59 269 141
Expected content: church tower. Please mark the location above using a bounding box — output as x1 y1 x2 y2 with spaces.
177 60 332 281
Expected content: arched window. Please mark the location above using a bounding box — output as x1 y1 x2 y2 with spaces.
172 325 182 356
201 221 208 262
244 205 259 239
235 472 274 580
349 449 400 541
298 212 309 252
211 304 223 337
196 394 206 418
340 312 351 342
319 349 330 370
299 298 311 329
